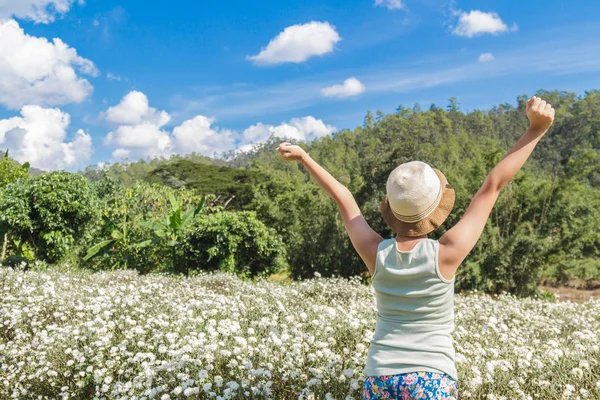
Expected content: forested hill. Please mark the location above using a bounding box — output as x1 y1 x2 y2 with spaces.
77 89 600 294
93 90 600 190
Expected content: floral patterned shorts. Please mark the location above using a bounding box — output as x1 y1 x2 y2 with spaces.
363 371 458 399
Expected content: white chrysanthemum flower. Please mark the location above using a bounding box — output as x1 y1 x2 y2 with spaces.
183 386 199 396
2 269 600 399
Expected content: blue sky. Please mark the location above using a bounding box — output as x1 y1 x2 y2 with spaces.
0 0 599 171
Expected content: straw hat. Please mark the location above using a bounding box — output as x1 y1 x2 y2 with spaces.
380 161 455 237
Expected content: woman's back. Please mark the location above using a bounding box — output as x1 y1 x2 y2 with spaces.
374 238 454 323
364 237 457 382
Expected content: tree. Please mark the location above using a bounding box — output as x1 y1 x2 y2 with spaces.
0 172 100 263
447 96 461 112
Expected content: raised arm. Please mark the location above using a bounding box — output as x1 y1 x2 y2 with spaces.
276 142 383 275
438 96 555 279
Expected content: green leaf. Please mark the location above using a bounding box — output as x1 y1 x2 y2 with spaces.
167 240 178 247
111 230 123 240
180 208 195 231
139 220 165 231
102 215 117 231
83 240 115 261
134 240 153 248
169 209 182 230
154 230 166 238
193 197 206 217
169 193 180 213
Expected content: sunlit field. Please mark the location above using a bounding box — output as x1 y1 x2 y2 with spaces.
1 268 599 399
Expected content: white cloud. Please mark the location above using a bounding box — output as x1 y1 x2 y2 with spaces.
103 91 170 126
103 92 238 160
478 53 495 63
272 116 336 141
172 115 237 158
374 0 404 10
112 148 131 160
0 19 97 110
103 92 172 160
248 21 341 65
452 10 516 38
107 123 172 155
104 92 337 160
106 72 122 81
0 0 82 24
238 117 337 153
241 122 272 144
0 105 92 170
321 77 366 98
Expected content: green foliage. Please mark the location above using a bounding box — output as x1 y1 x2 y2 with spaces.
136 193 206 271
82 152 227 187
0 172 99 263
182 211 287 278
145 159 266 209
0 150 29 189
82 182 212 273
139 193 206 242
82 213 148 271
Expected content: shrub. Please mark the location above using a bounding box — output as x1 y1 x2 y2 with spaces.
0 172 100 263
182 211 287 278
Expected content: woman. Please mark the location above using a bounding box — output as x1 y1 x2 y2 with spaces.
276 96 555 399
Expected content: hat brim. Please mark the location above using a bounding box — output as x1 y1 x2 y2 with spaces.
380 168 455 237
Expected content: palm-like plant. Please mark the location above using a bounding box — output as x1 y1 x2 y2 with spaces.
137 194 206 272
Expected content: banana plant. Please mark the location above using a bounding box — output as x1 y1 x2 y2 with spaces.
138 194 206 248
138 194 206 273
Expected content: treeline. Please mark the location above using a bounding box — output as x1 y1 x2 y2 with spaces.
231 90 600 296
1 89 599 296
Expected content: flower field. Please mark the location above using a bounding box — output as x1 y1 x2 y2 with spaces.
1 268 599 400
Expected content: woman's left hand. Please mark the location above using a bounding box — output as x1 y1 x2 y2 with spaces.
276 142 307 162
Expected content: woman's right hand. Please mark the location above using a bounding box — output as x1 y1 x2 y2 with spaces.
526 96 555 135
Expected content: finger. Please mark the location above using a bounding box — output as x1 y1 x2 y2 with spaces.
527 97 536 112
544 102 553 113
550 108 555 118
530 97 541 112
536 100 547 113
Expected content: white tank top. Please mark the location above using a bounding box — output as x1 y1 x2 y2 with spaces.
363 237 457 381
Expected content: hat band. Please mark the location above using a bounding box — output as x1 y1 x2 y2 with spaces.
389 183 443 223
